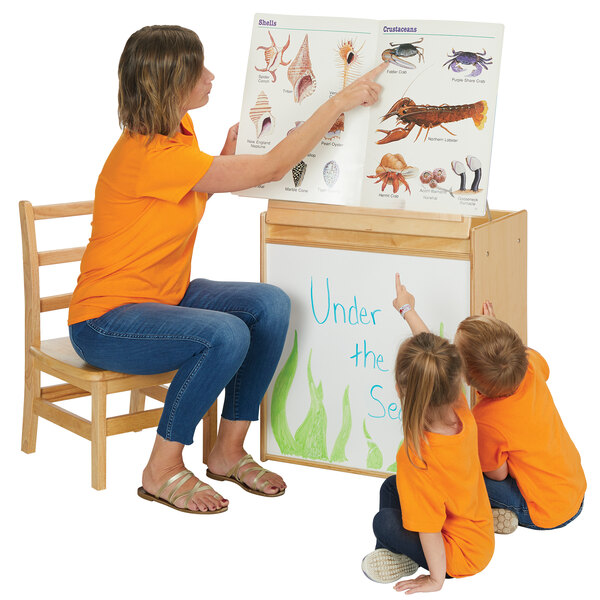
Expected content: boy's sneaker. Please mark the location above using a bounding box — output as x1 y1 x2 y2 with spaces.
361 548 419 583
493 508 519 534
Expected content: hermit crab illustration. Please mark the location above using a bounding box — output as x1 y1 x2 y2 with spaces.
443 49 493 78
367 154 418 194
255 31 291 82
381 39 424 69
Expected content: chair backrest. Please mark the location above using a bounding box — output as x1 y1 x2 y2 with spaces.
19 201 93 350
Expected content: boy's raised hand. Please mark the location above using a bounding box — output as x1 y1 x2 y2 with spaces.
482 300 496 317
393 273 415 313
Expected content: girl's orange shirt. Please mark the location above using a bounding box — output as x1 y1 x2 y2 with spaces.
68 114 213 325
396 397 494 578
472 349 586 528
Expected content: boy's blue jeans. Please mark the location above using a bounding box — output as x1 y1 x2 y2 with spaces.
484 474 584 530
69 279 291 445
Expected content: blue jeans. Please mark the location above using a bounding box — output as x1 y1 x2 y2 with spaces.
484 474 584 530
373 476 433 573
69 279 290 445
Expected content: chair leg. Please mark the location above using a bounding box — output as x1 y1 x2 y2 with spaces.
22 355 40 454
129 389 146 432
202 401 218 465
91 381 107 490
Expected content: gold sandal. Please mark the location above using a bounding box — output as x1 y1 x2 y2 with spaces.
206 454 285 497
137 469 228 514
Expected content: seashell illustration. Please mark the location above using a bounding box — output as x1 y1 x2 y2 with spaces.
324 113 345 139
255 31 291 82
291 161 307 187
249 91 274 139
286 121 305 136
287 35 317 104
337 39 364 88
323 160 339 188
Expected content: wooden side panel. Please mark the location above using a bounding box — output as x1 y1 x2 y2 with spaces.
471 211 527 343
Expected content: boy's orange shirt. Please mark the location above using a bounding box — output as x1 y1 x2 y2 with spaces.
396 396 494 579
472 349 586 528
68 114 213 325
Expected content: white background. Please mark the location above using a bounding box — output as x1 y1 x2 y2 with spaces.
1 1 597 599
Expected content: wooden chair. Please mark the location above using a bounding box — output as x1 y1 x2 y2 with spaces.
19 200 217 490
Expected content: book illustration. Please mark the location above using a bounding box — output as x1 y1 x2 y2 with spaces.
287 34 317 103
249 91 274 138
376 98 488 144
381 38 425 69
323 160 340 187
337 38 365 88
443 49 493 78
255 31 291 82
325 113 345 139
368 153 417 194
451 156 483 193
420 167 454 196
292 160 308 186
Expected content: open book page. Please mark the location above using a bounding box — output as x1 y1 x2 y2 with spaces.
236 13 379 206
361 20 504 215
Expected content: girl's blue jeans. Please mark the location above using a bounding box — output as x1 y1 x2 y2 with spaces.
373 476 451 577
69 278 291 445
483 474 584 530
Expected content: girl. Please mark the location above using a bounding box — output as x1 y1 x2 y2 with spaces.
68 25 385 514
362 275 494 592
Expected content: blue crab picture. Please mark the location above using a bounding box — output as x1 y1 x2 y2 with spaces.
443 49 493 78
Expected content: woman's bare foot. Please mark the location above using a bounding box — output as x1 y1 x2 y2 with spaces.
142 435 229 512
206 418 287 495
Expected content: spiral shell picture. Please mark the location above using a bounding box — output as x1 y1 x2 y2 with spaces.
337 38 364 88
324 113 345 139
287 35 317 104
292 161 307 187
323 160 339 188
249 91 274 139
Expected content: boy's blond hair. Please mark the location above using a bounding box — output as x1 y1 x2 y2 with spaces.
455 315 528 398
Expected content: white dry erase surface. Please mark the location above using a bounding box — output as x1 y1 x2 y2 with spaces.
237 14 504 217
263 243 470 475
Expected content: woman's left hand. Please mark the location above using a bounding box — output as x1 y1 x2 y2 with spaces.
221 123 239 156
393 574 444 594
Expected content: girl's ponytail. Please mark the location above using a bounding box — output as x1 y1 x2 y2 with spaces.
395 332 463 467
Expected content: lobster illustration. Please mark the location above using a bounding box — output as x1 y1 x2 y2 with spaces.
376 98 488 144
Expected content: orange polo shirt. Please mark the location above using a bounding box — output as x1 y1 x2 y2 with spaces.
68 114 213 325
472 349 586 528
396 396 494 578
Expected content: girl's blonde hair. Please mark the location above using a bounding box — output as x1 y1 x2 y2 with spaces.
455 315 528 398
395 332 463 467
118 25 204 140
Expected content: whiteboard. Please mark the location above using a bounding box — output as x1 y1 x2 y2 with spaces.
264 244 470 475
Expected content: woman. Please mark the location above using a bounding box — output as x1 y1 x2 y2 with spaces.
68 25 384 514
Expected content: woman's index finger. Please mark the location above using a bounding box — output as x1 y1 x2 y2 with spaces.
362 61 388 81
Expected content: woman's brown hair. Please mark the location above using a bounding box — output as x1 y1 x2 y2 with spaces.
118 25 204 140
395 332 463 467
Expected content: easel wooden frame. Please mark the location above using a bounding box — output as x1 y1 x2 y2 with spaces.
259 199 527 477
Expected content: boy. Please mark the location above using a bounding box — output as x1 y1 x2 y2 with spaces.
455 302 586 534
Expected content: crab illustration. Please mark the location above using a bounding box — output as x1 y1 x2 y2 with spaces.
255 31 291 82
443 49 493 78
367 153 418 194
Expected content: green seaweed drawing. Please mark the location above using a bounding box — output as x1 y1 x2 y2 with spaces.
439 322 444 338
330 386 352 463
363 419 383 470
294 350 328 460
271 330 299 455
